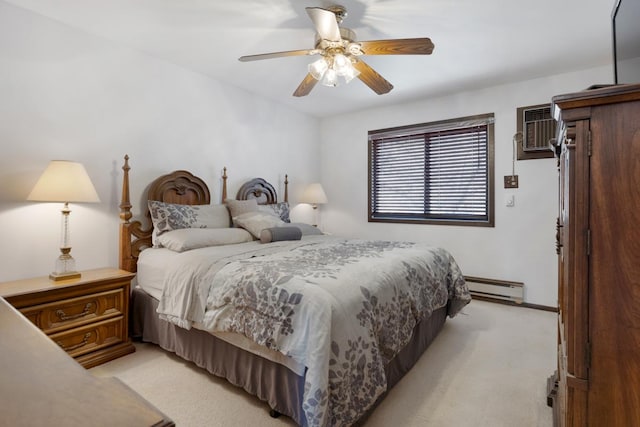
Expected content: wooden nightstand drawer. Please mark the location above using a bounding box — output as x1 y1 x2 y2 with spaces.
0 268 136 368
20 289 124 334
51 316 125 358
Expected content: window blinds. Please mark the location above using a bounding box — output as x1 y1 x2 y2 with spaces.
369 114 493 224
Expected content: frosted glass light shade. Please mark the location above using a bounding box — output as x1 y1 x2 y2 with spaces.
321 68 338 87
308 57 329 80
333 53 349 74
28 160 100 203
342 64 360 83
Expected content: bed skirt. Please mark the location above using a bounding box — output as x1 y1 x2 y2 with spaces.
130 287 448 426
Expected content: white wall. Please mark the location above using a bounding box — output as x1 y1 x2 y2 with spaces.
319 65 612 307
0 2 320 281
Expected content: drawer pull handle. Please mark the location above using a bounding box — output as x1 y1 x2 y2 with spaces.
57 332 92 352
55 302 94 321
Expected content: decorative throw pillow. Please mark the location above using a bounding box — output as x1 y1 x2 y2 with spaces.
148 200 231 246
260 226 302 243
257 202 291 223
225 198 259 222
233 211 285 238
158 228 254 252
286 222 324 236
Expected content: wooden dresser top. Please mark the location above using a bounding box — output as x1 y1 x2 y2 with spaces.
0 268 135 299
0 297 173 426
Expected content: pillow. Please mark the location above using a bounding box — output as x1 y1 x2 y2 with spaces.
225 198 259 220
286 222 324 236
234 211 285 238
257 202 291 223
260 226 302 243
148 201 231 245
157 228 254 252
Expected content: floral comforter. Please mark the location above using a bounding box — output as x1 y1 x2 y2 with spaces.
157 235 470 426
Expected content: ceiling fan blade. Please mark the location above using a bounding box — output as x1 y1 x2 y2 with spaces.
353 60 394 95
306 7 342 42
358 38 435 55
293 73 319 97
239 49 316 62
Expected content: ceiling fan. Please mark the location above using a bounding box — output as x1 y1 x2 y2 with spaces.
238 5 434 97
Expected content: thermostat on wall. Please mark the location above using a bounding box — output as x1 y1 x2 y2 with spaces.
504 175 519 188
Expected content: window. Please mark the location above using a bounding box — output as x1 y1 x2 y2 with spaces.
368 114 495 227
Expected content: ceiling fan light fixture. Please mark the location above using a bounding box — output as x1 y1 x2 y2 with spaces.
321 67 338 87
333 53 359 82
342 63 360 83
333 53 348 72
241 6 434 97
310 51 359 87
308 57 329 80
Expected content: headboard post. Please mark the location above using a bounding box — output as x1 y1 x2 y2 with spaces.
222 167 228 203
119 155 132 223
284 174 289 203
119 155 136 272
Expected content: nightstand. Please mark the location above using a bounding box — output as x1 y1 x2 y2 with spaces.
0 267 136 368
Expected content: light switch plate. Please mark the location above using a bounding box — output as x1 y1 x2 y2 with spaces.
504 175 519 188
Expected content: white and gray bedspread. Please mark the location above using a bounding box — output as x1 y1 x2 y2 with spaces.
156 235 470 427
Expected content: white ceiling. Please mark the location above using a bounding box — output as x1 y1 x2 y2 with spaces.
7 0 615 118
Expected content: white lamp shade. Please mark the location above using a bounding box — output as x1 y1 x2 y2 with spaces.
300 183 328 205
27 160 100 203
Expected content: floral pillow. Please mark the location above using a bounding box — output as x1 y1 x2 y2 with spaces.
258 202 291 223
148 200 231 246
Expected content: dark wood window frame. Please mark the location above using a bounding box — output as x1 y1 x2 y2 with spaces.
368 113 495 227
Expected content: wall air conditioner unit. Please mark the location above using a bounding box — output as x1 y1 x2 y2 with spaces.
465 276 524 304
516 104 556 160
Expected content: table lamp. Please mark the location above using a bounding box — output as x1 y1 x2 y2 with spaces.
27 160 100 281
300 183 328 227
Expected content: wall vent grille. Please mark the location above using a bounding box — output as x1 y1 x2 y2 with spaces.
465 276 524 304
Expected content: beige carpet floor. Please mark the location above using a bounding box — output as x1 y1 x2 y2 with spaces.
90 300 556 426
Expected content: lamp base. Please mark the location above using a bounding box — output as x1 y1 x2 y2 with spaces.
49 271 81 281
50 247 81 281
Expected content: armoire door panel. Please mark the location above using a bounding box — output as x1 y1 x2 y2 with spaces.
587 101 640 426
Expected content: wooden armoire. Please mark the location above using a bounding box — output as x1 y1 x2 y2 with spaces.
548 83 640 426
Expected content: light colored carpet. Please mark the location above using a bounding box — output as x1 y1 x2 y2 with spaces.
90 300 556 426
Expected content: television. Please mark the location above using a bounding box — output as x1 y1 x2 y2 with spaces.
612 0 640 84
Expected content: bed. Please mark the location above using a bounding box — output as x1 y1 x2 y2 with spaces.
119 155 471 427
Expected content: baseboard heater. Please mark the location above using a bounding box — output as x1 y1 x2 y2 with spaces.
464 276 524 304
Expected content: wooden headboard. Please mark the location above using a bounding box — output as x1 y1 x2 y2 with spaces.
118 155 288 272
236 177 288 204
